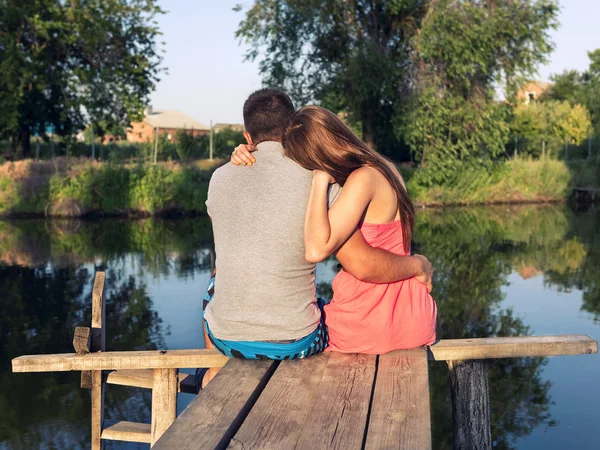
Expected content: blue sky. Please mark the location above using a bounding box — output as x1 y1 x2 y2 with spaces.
151 0 600 126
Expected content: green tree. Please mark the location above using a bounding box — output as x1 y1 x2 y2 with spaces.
0 0 165 158
510 100 592 158
544 49 600 132
236 0 558 166
213 127 245 158
235 0 429 156
401 0 558 181
175 130 200 162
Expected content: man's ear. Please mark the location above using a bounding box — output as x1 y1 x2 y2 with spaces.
243 131 253 146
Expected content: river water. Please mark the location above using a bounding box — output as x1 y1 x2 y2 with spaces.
0 204 598 449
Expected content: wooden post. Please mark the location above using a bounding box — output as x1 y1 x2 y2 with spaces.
73 327 91 354
542 140 545 160
448 360 491 450
90 272 106 450
151 368 178 446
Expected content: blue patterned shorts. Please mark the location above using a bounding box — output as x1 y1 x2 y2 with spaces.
203 273 328 360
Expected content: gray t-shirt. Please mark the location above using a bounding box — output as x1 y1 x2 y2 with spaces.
205 141 323 341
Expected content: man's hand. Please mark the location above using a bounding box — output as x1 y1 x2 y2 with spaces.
412 254 433 293
231 144 256 166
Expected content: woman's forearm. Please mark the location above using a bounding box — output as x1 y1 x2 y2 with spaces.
304 176 334 262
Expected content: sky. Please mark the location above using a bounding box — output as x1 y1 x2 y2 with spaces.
150 0 600 126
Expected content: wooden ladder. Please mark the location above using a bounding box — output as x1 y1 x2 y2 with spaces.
76 272 201 448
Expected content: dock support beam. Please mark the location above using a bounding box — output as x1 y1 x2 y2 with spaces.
151 368 178 446
448 360 491 450
90 272 106 450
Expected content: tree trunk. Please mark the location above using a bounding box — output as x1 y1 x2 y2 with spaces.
361 116 377 151
15 128 31 160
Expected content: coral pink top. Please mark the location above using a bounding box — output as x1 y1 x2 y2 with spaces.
324 220 437 354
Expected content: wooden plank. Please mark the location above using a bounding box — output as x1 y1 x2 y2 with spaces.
153 359 278 450
12 348 230 373
151 368 178 446
365 347 431 450
429 334 597 361
90 272 106 450
13 334 596 374
228 353 331 449
295 353 377 449
91 272 106 352
106 369 198 393
101 421 151 444
73 327 91 354
448 360 491 450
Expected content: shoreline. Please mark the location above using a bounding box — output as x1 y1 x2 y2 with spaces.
0 197 577 220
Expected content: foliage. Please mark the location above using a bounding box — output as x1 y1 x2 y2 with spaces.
175 130 201 162
236 0 559 167
404 158 578 205
510 100 593 158
212 128 245 158
543 49 600 132
400 89 510 183
0 0 165 158
0 158 222 216
400 0 558 180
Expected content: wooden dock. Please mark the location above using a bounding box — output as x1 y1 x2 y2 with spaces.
11 272 599 449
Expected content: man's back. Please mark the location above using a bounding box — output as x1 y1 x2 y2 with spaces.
205 141 320 341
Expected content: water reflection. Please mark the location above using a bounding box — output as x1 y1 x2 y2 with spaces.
0 206 598 449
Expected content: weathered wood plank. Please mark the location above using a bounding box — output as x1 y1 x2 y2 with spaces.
13 334 596 373
105 369 198 393
91 272 106 353
153 359 278 450
73 327 91 355
228 353 331 449
151 368 178 446
295 353 376 449
429 335 597 361
365 347 431 450
448 360 492 450
12 348 229 373
101 421 151 444
90 272 106 450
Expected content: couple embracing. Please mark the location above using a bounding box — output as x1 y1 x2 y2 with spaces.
200 88 436 387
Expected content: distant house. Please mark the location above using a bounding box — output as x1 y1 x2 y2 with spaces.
127 107 210 143
213 123 245 133
517 81 551 105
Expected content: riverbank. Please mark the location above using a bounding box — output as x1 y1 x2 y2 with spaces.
0 158 225 217
0 157 597 217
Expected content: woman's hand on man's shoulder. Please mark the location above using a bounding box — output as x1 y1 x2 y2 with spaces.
231 144 256 166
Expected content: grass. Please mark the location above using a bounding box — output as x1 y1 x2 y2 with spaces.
0 157 225 217
0 156 597 217
405 157 598 206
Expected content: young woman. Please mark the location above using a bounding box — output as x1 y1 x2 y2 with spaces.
233 105 437 354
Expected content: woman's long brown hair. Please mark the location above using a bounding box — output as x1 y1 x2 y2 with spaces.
283 105 415 254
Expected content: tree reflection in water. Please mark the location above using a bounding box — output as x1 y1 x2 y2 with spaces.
0 207 598 449
0 218 213 449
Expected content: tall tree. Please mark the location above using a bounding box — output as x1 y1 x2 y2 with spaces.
0 0 164 158
544 49 600 133
236 0 558 164
401 0 558 182
235 0 428 156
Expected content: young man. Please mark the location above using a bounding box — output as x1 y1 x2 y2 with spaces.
201 88 432 385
